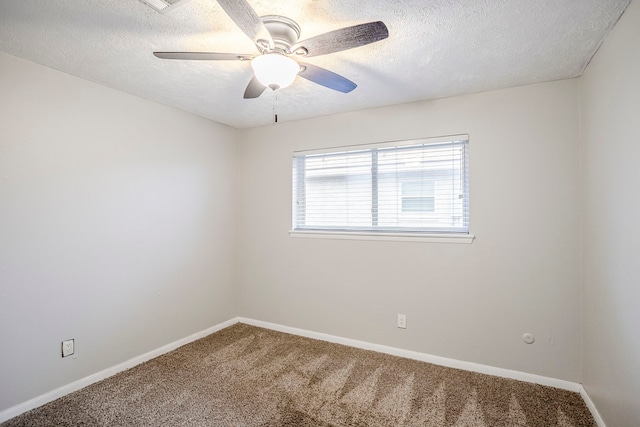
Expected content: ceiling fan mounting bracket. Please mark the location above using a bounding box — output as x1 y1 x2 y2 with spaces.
260 15 301 54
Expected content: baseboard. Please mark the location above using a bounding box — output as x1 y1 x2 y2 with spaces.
239 317 582 393
0 317 240 423
579 385 606 427
2 316 606 426
247 317 605 425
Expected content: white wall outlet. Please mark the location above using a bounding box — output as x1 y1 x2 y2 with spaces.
397 314 407 329
62 339 74 357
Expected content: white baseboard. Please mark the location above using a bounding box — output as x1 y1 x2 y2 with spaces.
2 316 606 427
579 385 606 427
241 318 607 425
0 317 240 423
239 317 581 393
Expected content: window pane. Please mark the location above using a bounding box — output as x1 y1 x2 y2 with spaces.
296 151 372 229
293 138 469 234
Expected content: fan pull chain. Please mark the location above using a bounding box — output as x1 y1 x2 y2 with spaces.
273 90 279 125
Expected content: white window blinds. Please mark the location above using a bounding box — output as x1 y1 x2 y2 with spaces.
292 136 469 234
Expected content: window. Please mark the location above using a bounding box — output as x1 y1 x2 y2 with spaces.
292 135 469 238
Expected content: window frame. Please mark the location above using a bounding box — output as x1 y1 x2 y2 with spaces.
290 135 474 244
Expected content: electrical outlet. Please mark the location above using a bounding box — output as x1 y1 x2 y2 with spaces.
62 339 74 357
397 314 407 329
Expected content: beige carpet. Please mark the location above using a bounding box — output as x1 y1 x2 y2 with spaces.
3 323 595 426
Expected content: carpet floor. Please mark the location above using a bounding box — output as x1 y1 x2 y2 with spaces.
3 323 596 426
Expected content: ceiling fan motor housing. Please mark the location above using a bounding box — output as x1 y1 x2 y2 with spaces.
260 15 301 54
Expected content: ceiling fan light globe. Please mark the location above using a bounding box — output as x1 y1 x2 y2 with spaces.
251 54 299 90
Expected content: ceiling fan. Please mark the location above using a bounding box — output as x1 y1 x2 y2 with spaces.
153 0 389 99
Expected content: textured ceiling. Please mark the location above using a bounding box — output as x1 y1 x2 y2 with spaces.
0 0 630 129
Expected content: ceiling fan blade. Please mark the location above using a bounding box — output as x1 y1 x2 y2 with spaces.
243 75 267 99
298 63 357 93
153 52 253 61
291 21 388 57
216 0 274 50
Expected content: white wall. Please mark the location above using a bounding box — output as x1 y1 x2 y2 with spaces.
580 0 640 425
237 79 582 382
0 52 238 411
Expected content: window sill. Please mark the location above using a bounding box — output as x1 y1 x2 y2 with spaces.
289 230 475 244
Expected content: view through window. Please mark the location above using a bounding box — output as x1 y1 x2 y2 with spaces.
292 136 469 234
